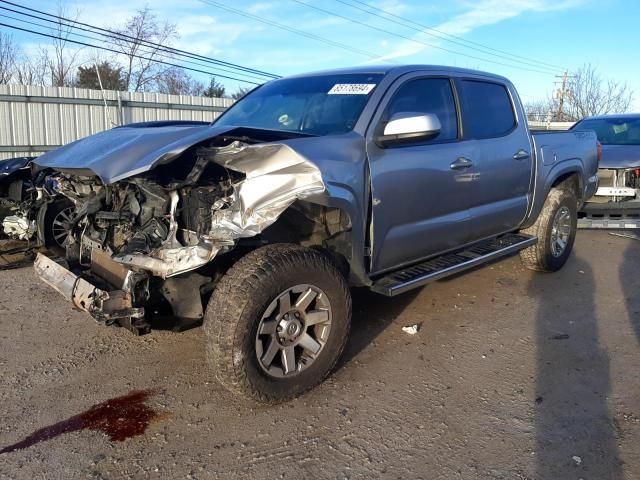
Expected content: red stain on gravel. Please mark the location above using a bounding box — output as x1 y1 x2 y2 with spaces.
0 390 163 454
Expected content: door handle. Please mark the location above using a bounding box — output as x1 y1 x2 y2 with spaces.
450 157 473 170
513 149 530 160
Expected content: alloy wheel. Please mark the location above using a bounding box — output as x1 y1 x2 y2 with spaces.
255 284 332 378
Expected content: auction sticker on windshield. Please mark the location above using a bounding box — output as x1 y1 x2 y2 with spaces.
328 84 376 95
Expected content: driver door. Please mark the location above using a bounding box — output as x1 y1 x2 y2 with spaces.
366 75 477 274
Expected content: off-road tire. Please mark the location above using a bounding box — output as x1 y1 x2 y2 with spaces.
204 244 352 403
520 188 577 272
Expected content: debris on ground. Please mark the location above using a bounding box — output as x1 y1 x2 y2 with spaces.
0 239 38 270
608 231 640 241
402 324 420 335
572 455 582 465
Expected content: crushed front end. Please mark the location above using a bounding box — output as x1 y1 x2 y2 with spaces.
33 139 325 334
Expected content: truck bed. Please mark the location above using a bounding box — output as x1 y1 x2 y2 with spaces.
530 130 598 167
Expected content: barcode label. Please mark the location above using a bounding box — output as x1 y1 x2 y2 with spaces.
328 83 376 95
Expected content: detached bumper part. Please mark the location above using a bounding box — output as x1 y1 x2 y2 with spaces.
34 253 146 329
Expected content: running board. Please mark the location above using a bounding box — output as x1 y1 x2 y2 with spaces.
371 233 537 297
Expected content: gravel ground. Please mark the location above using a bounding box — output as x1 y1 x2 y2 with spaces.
0 230 638 479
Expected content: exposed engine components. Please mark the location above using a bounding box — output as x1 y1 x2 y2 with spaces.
56 141 325 279
31 136 327 330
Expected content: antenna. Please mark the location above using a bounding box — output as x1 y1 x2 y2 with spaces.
94 61 117 127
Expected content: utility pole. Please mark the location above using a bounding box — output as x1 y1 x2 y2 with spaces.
553 71 575 121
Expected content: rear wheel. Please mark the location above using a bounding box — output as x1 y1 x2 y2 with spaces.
204 244 351 403
520 188 577 272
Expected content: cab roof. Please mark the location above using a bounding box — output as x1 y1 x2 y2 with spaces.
282 64 509 83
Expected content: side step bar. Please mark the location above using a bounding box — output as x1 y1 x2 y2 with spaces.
371 233 537 296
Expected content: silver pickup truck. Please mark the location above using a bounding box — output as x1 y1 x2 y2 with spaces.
32 65 598 402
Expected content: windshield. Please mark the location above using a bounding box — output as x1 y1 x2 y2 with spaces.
573 117 640 145
214 73 384 136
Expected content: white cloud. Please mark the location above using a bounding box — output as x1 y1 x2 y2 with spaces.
370 0 588 63
370 0 410 15
246 2 278 15
175 15 251 55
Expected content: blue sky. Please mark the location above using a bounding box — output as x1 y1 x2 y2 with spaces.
6 0 640 109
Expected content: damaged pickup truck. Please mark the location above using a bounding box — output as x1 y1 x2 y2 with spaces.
32 66 599 402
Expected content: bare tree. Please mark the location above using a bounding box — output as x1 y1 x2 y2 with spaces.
156 67 205 96
0 33 18 84
46 2 84 87
2 34 49 86
524 98 554 122
526 65 634 123
564 64 633 120
13 51 49 86
112 7 178 92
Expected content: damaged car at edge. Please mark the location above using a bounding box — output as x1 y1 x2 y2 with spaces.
0 156 73 247
31 66 598 402
572 114 640 228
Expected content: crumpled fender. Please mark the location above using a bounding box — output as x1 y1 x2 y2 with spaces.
112 142 325 278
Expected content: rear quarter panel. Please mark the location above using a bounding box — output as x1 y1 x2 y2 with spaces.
522 130 598 228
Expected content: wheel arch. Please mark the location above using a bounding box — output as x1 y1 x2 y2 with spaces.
260 196 369 287
523 161 584 229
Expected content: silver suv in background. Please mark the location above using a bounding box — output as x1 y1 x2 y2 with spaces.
572 114 640 228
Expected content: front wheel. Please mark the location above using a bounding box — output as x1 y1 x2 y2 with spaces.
204 244 351 403
43 199 74 248
520 188 577 272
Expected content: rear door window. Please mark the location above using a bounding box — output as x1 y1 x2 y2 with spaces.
385 77 458 142
458 80 516 139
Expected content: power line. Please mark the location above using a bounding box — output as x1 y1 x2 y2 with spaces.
0 21 264 85
0 8 272 83
290 0 559 76
0 0 280 80
198 0 390 62
342 0 566 71
0 6 271 81
335 0 563 71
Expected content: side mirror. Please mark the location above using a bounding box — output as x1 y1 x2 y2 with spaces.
376 112 442 147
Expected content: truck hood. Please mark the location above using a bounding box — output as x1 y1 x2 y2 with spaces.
599 144 640 169
34 124 236 184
